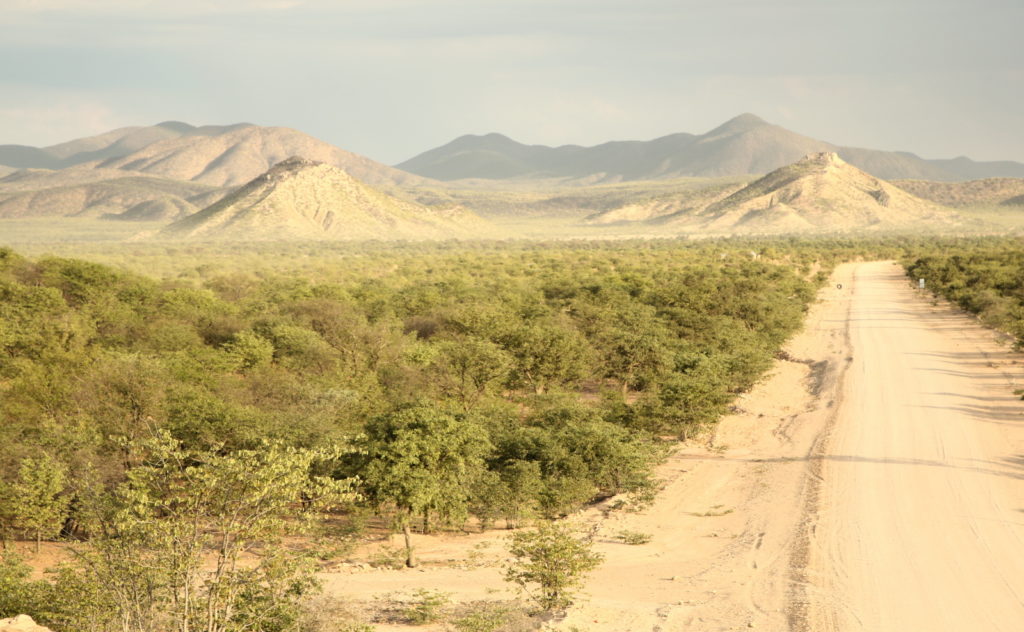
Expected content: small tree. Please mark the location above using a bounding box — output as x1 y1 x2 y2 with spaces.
75 432 357 632
504 521 602 613
361 404 491 567
501 320 591 395
10 454 70 552
432 337 512 409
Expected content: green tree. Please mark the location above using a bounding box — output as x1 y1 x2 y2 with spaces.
361 405 491 567
500 319 591 395
223 330 274 371
9 454 69 552
432 337 512 408
76 432 356 632
470 460 543 530
504 521 603 613
581 302 675 394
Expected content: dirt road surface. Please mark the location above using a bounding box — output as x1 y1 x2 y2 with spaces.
802 262 1024 632
324 261 1024 631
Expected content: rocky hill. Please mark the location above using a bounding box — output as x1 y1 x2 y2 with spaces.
397 114 1024 183
585 180 746 225
590 152 959 234
159 157 481 241
693 152 955 233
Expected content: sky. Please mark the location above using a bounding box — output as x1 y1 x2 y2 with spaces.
1 0 1022 165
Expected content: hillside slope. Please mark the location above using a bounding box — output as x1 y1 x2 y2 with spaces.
0 174 219 220
890 177 1024 207
0 123 428 220
398 114 1024 182
159 157 479 241
588 152 959 234
692 152 955 233
95 125 425 188
0 122 248 170
585 179 747 225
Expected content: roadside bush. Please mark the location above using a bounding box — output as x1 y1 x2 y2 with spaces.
402 589 450 624
614 530 652 545
504 522 603 613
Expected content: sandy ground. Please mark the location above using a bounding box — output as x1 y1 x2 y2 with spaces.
320 261 1024 631
551 263 858 631
802 262 1024 632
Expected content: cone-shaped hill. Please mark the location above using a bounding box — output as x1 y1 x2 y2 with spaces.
691 152 958 233
158 158 481 241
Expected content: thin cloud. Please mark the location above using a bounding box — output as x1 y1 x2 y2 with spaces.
0 93 128 146
6 0 303 13
0 0 1021 163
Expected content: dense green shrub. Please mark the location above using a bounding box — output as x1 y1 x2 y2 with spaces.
0 239 841 630
905 239 1024 345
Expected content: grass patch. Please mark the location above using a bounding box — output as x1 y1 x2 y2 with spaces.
614 530 652 545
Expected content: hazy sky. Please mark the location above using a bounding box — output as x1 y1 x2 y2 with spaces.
2 0 1022 164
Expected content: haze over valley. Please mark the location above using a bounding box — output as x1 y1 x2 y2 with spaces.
2 113 1023 243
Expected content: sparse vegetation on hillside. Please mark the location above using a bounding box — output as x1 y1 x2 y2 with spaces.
682 152 958 235
407 176 752 219
0 175 220 220
891 178 1024 208
158 158 481 241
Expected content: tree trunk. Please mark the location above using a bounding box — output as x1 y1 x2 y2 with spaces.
403 524 417 568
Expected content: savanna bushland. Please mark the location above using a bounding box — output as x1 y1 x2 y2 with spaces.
1 234 1015 630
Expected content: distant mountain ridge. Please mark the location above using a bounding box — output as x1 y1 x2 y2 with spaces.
397 114 1024 183
0 122 250 170
91 124 425 188
0 122 428 220
0 121 425 188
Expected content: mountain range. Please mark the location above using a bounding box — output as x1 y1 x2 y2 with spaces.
0 121 422 187
0 122 426 220
397 114 1024 183
1 115 1021 236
